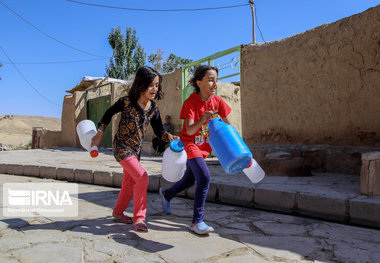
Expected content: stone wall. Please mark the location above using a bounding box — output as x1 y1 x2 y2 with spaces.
361 151 380 195
240 5 380 146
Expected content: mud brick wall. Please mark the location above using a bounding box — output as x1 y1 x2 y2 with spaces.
241 5 380 146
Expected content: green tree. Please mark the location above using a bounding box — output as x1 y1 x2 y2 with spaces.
162 54 192 73
106 27 146 80
148 48 164 72
148 50 192 74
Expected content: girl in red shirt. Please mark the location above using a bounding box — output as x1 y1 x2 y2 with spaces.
160 65 231 235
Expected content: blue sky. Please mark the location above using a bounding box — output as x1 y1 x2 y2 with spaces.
0 0 378 118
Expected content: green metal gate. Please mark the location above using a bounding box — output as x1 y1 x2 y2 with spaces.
87 94 112 148
181 45 242 103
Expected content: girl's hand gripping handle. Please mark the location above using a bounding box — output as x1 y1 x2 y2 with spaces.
201 111 213 124
91 130 103 148
168 133 180 141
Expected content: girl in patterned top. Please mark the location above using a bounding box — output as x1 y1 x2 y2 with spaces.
91 66 177 232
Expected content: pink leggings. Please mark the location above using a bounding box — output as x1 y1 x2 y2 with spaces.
113 156 149 222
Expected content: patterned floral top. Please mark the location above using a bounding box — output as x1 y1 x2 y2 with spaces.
98 96 169 162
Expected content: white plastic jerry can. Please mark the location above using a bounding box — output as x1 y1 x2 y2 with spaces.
161 139 187 182
76 120 99 158
243 158 265 183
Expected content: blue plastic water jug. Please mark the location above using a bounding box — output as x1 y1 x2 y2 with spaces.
208 118 252 174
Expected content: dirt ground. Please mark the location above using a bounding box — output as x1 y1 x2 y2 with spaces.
0 115 61 148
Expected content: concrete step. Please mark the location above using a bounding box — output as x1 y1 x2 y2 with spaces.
1 148 380 229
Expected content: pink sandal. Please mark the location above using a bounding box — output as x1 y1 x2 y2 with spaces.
132 222 148 233
113 214 132 224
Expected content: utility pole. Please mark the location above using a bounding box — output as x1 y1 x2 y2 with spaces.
249 0 256 44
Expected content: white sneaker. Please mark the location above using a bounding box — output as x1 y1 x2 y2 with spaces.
188 222 214 235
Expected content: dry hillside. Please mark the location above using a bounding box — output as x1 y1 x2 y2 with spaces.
0 115 61 148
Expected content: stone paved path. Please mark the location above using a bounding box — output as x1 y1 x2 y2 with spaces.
1 174 380 263
2 148 380 229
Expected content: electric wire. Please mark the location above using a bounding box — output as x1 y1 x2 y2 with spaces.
2 57 109 65
67 0 249 12
0 0 109 58
0 45 61 107
254 2 266 43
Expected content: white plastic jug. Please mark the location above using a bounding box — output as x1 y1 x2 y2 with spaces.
161 139 187 182
243 158 265 183
76 120 98 158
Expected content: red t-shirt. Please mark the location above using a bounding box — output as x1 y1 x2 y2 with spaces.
180 92 231 159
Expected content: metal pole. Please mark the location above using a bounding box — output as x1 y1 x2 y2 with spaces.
249 0 255 44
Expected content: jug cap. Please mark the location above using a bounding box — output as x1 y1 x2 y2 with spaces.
90 146 98 158
170 139 185 152
90 150 98 158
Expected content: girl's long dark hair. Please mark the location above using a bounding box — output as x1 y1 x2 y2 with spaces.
128 66 164 103
189 65 219 93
